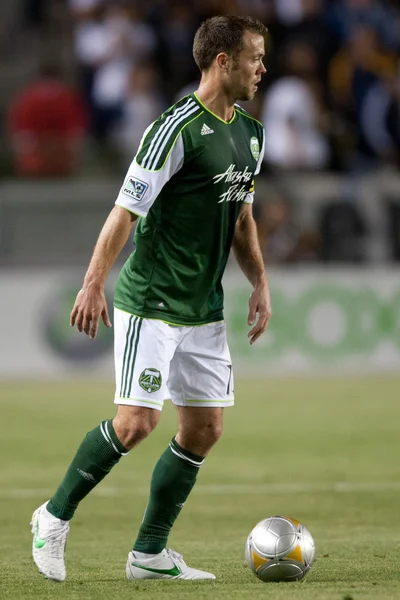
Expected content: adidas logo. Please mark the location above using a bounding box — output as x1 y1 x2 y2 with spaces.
201 123 214 136
77 468 96 483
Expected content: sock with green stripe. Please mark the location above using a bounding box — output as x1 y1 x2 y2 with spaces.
47 420 128 520
133 437 204 554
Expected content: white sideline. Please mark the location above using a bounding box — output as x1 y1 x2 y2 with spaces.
2 481 400 499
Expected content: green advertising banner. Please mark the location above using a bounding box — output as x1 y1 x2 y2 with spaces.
0 269 399 377
223 270 400 370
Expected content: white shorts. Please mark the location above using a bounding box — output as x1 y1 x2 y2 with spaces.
113 308 234 410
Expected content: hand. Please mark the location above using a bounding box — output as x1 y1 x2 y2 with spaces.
247 281 272 345
70 285 112 340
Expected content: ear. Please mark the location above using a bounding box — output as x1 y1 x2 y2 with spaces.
216 52 230 73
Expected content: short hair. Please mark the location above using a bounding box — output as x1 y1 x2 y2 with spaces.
193 15 267 72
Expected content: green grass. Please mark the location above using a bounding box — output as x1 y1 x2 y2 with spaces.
1 375 400 599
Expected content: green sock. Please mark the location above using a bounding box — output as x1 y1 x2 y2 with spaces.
47 420 128 520
133 437 204 554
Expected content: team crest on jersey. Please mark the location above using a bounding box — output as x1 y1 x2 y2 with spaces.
122 177 149 201
250 136 260 161
139 368 162 393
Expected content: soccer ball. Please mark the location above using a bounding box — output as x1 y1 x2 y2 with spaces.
245 515 315 582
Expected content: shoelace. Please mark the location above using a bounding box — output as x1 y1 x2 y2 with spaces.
167 548 187 567
44 523 68 559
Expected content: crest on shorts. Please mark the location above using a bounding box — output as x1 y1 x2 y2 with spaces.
139 368 162 393
250 136 260 161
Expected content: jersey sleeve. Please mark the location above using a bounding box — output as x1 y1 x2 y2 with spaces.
244 178 255 205
255 126 265 176
115 131 184 217
244 127 265 204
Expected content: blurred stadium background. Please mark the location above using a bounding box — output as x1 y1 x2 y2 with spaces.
1 2 400 597
1 0 399 378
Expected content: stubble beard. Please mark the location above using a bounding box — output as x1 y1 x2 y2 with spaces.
237 87 255 102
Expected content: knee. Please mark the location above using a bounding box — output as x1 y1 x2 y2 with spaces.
113 410 159 450
178 420 223 456
115 418 155 449
204 421 223 447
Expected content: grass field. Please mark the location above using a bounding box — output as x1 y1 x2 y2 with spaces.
1 375 400 599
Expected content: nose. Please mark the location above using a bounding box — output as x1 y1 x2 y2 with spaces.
259 61 267 75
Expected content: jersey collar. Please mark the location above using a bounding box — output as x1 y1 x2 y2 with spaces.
192 92 237 125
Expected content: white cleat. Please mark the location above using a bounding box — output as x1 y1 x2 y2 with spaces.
31 502 69 582
126 548 216 580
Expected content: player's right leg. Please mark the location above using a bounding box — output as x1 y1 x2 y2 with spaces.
30 308 176 581
31 416 130 581
31 406 159 581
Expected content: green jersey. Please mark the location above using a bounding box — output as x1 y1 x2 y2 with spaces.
114 92 265 325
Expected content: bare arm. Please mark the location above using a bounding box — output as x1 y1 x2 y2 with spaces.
70 205 138 339
232 203 271 344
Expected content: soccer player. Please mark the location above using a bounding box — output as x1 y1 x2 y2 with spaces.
31 15 271 582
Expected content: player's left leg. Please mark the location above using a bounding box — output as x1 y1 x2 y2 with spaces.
126 406 222 580
126 320 233 580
